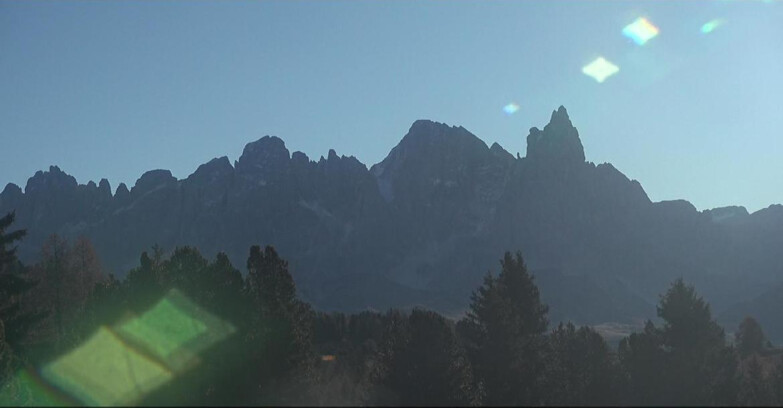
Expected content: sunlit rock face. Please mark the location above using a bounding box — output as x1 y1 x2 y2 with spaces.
2 107 783 328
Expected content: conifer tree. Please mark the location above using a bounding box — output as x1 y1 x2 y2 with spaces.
456 251 548 405
374 309 479 406
125 245 165 310
0 213 25 270
244 245 314 403
543 322 617 405
202 252 245 320
620 278 738 405
0 212 42 350
618 320 667 404
0 212 29 387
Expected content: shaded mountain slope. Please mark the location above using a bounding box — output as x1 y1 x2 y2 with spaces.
2 106 781 326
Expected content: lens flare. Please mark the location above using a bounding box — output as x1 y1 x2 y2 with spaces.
118 300 207 359
115 289 236 372
1 289 237 406
700 19 726 34
622 17 660 45
41 326 174 406
503 103 520 116
582 57 620 83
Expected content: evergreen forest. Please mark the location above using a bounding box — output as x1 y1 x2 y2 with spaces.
1 210 782 406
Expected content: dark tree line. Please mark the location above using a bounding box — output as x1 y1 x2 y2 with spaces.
2 210 783 406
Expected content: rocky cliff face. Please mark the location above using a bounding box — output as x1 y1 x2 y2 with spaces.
2 107 781 325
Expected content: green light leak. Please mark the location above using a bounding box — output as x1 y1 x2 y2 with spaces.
1 289 237 407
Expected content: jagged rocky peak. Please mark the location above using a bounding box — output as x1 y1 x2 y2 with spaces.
526 105 585 165
291 151 310 165
594 162 651 204
490 142 515 162
131 169 176 196
373 119 488 176
98 178 112 197
408 118 449 134
235 136 291 175
703 205 749 223
290 151 313 174
2 183 22 196
198 156 233 173
401 119 486 150
24 165 78 194
115 183 130 201
652 199 699 219
80 180 99 196
1 183 23 202
319 149 364 168
748 204 783 223
189 156 234 184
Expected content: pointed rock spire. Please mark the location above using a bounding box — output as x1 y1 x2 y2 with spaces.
98 178 112 197
115 182 130 202
526 105 585 165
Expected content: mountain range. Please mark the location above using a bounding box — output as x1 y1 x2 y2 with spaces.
2 106 782 339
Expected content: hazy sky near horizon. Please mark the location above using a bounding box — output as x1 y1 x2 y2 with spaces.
1 1 781 212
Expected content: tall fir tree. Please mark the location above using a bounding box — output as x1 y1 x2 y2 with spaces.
0 213 43 351
244 245 314 404
0 213 25 272
0 212 27 387
0 212 46 399
456 251 548 405
620 278 738 405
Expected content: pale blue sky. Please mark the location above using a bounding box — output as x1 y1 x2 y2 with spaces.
1 1 781 212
